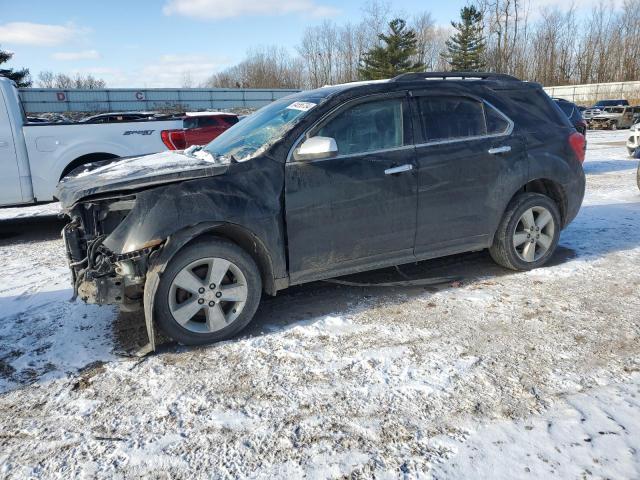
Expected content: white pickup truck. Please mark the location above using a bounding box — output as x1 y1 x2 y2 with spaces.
0 77 183 207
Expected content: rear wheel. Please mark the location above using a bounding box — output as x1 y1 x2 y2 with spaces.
154 238 262 345
490 193 561 271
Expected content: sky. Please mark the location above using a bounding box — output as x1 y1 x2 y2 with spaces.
0 0 612 88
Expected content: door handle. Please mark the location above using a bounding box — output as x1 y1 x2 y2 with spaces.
488 146 511 155
384 164 413 175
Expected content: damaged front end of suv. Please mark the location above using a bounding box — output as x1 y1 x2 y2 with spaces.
57 149 238 353
63 194 161 310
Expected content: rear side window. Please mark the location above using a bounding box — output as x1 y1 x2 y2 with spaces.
485 105 510 134
417 96 510 142
315 98 404 156
499 88 570 131
556 102 575 118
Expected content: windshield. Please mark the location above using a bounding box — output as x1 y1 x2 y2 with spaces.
203 96 322 162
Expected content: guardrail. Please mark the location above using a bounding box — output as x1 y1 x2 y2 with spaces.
18 87 302 113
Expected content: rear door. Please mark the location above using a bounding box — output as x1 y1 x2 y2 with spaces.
410 92 527 255
285 94 418 283
0 89 23 204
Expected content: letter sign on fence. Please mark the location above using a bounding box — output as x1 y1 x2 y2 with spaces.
56 92 66 101
135 91 145 101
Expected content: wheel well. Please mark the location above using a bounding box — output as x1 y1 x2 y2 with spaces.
184 224 278 296
60 152 119 179
517 179 567 225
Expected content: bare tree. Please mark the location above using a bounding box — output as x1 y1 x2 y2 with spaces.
411 12 450 71
37 71 106 89
206 47 303 89
37 71 54 88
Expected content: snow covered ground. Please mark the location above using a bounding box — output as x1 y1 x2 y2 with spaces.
0 130 638 479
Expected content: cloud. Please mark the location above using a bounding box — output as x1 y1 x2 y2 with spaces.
0 22 88 47
51 50 101 61
162 0 339 20
74 54 231 87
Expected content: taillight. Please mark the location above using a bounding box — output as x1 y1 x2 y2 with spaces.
568 131 586 164
161 129 186 150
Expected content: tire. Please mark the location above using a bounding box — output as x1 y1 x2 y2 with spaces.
610 122 617 131
628 147 635 157
489 193 561 271
154 238 262 345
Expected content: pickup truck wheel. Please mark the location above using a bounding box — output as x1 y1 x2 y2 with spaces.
610 122 617 131
490 193 561 271
154 238 262 345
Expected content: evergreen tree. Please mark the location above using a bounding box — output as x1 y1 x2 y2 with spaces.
0 46 31 87
359 19 424 80
444 6 486 72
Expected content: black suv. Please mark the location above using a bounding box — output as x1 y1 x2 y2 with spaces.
58 72 586 348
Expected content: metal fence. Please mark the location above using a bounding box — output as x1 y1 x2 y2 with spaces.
543 81 640 104
18 87 302 113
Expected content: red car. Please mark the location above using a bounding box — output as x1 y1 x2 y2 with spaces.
161 112 239 150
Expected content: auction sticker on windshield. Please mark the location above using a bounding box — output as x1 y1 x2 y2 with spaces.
287 101 316 112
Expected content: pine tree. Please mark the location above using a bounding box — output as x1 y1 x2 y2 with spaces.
444 6 486 72
0 46 31 87
359 19 425 80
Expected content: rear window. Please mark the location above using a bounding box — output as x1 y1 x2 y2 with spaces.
222 116 239 126
197 117 220 127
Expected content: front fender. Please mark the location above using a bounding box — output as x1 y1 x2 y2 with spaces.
102 156 287 277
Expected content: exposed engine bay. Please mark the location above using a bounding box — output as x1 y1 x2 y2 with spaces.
63 196 162 311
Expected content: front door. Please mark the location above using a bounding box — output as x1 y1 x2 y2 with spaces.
285 94 418 283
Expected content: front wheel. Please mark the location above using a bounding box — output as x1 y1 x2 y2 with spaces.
154 238 262 345
490 193 561 271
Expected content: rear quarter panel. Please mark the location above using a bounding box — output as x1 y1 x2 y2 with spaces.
492 87 585 227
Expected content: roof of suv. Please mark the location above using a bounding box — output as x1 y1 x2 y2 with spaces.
318 72 532 96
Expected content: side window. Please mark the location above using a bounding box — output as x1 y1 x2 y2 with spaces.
485 104 510 134
315 98 404 156
418 96 486 141
417 96 510 141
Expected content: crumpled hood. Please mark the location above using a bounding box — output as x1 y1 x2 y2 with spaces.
56 150 230 208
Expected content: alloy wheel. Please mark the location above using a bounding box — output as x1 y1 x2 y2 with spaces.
513 206 555 263
168 257 248 333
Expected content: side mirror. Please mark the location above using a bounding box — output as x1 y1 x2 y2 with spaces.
293 136 338 161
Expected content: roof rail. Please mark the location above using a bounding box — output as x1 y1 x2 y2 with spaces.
390 72 520 82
